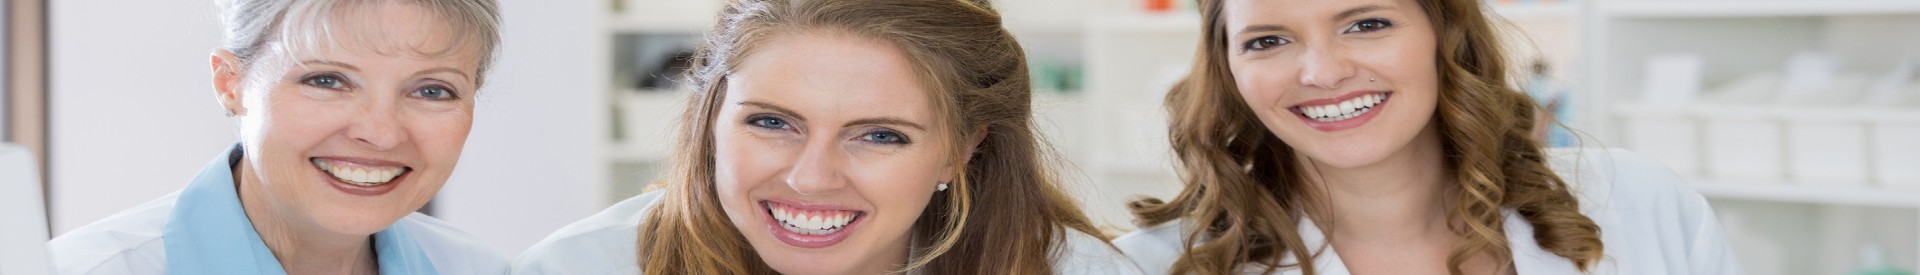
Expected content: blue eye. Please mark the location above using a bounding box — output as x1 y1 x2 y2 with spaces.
1241 36 1288 52
748 115 790 130
303 74 347 90
860 130 910 145
412 86 458 100
1344 18 1393 34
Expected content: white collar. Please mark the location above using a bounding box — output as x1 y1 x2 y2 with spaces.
1260 209 1581 275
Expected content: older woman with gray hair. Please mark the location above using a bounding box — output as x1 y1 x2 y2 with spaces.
48 0 507 274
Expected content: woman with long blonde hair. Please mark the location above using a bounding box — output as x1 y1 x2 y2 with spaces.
513 0 1143 274
1114 0 1739 274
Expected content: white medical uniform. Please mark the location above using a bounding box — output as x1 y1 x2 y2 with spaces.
46 144 509 275
1113 148 1741 274
512 191 1147 274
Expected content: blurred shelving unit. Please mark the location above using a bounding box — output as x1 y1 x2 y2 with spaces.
1586 0 1920 272
602 0 718 204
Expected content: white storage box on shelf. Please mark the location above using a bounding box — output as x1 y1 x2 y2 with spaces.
1862 87 1920 190
1694 75 1787 181
1615 103 1701 175
1775 74 1874 184
1620 54 1707 176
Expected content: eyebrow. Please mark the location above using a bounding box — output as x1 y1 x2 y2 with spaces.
301 60 360 71
1334 4 1389 21
412 67 471 82
740 101 807 122
737 101 926 131
1232 4 1390 36
1236 24 1289 36
845 118 926 131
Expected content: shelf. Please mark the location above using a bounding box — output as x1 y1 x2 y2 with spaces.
1689 180 1920 208
1600 0 1920 18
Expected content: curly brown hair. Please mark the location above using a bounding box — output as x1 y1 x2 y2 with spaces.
1127 0 1604 274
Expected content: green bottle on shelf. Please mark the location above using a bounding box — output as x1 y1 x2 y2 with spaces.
1849 245 1915 275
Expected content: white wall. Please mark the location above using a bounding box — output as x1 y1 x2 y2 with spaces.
49 0 606 255
48 0 232 233
435 0 606 255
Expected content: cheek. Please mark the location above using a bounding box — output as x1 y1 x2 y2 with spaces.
846 148 943 219
711 127 786 210
1228 60 1297 110
407 106 475 167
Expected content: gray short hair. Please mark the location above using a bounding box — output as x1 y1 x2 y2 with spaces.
217 0 501 84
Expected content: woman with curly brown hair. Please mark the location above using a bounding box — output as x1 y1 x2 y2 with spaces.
1113 0 1740 274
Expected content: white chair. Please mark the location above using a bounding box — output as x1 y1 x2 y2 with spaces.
0 143 51 275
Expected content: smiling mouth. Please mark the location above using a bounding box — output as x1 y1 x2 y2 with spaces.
310 158 411 187
1293 92 1391 123
764 201 863 236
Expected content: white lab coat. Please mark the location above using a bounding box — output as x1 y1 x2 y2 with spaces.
1112 148 1741 274
512 191 1147 274
45 145 509 275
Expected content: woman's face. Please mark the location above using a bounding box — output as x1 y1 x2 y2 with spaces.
1222 0 1441 168
712 32 956 275
214 3 479 236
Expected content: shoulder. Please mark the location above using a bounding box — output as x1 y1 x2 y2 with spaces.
46 192 180 275
511 191 665 275
1051 229 1146 275
1112 219 1189 275
391 213 510 274
1545 148 1710 214
1542 148 1739 274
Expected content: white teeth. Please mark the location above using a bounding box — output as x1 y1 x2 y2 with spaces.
768 202 860 235
1300 93 1389 122
312 159 406 187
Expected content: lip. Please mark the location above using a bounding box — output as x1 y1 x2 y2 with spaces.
311 157 409 197
760 199 866 249
1289 91 1392 132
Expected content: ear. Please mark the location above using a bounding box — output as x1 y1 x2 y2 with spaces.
211 50 246 117
939 126 991 184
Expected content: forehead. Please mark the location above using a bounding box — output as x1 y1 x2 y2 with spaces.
1223 0 1414 26
725 32 936 123
267 1 486 70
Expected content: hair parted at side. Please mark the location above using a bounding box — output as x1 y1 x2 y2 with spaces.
637 0 1107 274
1127 0 1604 274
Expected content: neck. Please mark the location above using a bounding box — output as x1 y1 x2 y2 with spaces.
234 161 379 275
1301 125 1452 244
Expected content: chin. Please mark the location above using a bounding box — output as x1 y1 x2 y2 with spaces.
1289 133 1402 169
759 251 865 275
308 203 412 235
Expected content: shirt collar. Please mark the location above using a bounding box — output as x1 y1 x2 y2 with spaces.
162 144 440 274
1263 209 1577 275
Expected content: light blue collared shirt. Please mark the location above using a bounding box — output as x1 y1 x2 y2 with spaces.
50 145 508 275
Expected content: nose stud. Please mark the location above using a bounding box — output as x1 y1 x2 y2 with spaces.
1369 78 1376 83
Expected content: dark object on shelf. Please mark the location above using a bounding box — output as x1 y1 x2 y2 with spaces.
639 49 696 91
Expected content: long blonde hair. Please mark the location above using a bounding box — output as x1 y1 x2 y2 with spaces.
637 0 1106 273
1129 0 1604 274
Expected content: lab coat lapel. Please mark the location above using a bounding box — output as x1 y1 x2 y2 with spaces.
1505 209 1583 274
1261 216 1351 275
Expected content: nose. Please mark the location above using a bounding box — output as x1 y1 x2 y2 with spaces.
784 138 849 195
346 95 408 151
1297 43 1357 90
